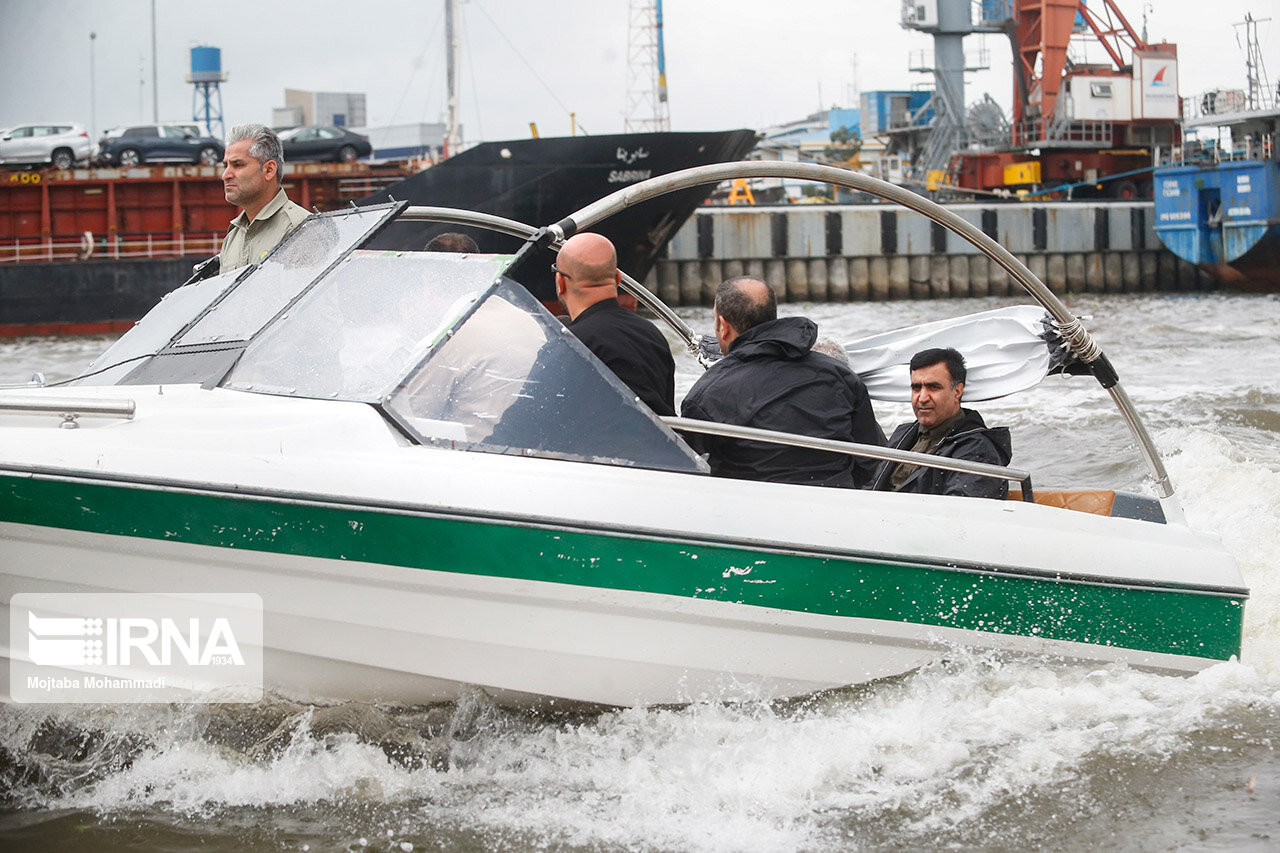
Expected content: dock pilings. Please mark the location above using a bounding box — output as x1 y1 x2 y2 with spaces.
645 201 1215 305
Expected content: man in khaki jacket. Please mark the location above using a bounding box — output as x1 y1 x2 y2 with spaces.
219 123 309 272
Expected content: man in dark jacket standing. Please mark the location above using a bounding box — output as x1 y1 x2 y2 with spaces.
680 276 884 487
556 233 676 416
868 347 1012 498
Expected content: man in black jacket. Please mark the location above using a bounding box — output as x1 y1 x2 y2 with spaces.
680 276 884 487
868 347 1012 498
555 233 676 416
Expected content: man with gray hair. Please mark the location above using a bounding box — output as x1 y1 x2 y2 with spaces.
219 123 309 271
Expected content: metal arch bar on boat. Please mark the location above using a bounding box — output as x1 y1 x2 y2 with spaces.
0 395 135 419
555 162 1173 500
663 416 1034 501
559 163 1098 351
398 206 703 353
399 207 542 240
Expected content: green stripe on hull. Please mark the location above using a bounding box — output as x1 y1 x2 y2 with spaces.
0 475 1244 661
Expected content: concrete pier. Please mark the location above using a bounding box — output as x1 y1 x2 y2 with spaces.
645 201 1216 305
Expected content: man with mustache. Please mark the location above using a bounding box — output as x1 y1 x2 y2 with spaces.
868 347 1012 498
219 123 309 272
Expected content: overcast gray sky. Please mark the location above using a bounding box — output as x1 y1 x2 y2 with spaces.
0 0 1274 142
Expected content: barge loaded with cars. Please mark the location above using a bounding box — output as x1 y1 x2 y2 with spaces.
95 123 225 168
0 127 758 335
0 123 96 171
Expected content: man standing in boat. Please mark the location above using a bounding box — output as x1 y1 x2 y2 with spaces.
554 233 676 416
868 347 1011 499
219 124 310 272
680 276 884 487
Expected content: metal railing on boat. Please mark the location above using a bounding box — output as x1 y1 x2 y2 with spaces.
662 416 1035 502
0 394 135 428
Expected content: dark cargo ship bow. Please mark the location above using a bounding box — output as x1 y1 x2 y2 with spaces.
360 129 758 303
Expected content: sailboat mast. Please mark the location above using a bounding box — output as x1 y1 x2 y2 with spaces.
445 0 462 155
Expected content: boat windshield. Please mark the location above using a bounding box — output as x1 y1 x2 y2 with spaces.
176 208 392 347
382 280 705 472
226 250 704 473
223 250 507 401
71 205 705 473
78 268 242 385
76 205 403 388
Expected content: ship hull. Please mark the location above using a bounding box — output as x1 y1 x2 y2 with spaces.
1153 159 1280 290
362 129 759 301
0 257 203 337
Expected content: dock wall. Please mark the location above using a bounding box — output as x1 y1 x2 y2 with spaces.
645 201 1216 304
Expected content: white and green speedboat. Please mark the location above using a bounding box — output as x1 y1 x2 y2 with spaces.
0 164 1247 707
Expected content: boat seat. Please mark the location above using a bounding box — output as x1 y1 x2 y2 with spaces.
1006 489 1166 523
1007 488 1116 516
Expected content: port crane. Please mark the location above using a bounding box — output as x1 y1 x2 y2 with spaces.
899 0 1181 198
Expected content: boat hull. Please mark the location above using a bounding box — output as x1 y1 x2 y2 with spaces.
1153 159 1280 290
0 398 1246 707
3 521 945 707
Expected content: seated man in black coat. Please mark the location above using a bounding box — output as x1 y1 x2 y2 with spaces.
680 276 885 487
867 347 1012 499
555 233 676 416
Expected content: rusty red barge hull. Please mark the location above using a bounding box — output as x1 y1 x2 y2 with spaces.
0 162 412 337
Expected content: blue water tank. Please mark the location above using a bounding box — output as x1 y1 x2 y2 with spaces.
191 46 221 75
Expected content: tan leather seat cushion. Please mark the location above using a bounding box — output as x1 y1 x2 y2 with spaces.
1007 488 1116 516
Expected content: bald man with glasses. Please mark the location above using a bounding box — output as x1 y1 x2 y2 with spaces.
553 232 676 416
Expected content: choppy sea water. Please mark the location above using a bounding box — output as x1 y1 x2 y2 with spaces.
1 293 1278 852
